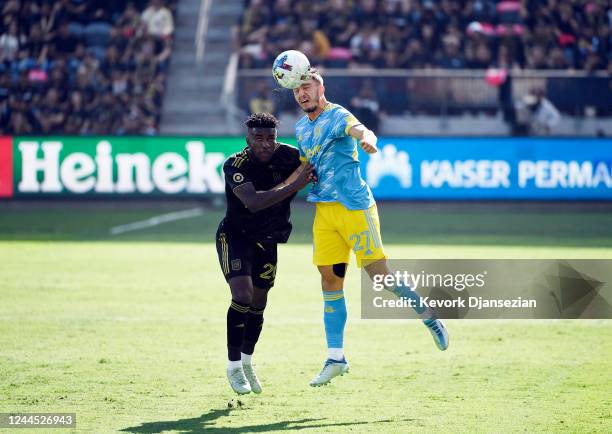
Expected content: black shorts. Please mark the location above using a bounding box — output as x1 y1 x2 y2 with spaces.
215 222 278 290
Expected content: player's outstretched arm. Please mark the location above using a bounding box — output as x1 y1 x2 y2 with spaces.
232 162 314 213
349 125 378 154
281 160 318 185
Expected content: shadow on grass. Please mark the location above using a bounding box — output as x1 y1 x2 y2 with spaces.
120 408 407 433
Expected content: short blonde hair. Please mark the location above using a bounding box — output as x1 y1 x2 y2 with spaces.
309 68 324 85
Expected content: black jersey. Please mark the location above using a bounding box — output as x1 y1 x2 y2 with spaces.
222 143 301 243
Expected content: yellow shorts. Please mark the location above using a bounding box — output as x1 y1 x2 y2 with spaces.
313 202 386 268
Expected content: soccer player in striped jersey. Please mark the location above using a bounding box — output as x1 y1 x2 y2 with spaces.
216 113 314 394
292 70 449 387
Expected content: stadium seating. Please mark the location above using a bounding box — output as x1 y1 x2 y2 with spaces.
84 22 112 48
235 0 612 71
0 0 177 135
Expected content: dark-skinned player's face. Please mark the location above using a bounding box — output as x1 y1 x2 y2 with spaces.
246 127 278 163
293 79 323 113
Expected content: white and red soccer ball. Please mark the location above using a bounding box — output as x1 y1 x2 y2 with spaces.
272 50 311 89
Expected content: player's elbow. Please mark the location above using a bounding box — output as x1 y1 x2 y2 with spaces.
246 204 262 213
243 198 262 213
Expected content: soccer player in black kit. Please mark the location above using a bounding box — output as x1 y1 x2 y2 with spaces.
216 113 314 395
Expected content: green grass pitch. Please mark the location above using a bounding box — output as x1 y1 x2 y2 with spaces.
0 201 611 433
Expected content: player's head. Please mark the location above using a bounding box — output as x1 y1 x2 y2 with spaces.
293 68 325 114
245 112 279 163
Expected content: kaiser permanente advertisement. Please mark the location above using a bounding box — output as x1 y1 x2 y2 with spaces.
0 136 611 199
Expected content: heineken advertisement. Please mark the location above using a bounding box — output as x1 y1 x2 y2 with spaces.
0 136 275 198
1 136 611 199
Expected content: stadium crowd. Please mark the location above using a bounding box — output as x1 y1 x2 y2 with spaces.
0 0 176 135
236 0 612 72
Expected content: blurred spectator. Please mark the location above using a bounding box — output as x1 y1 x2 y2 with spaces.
117 3 142 39
349 80 380 133
248 81 276 115
515 87 561 135
52 21 80 58
2 0 177 135
235 0 611 72
323 0 357 49
400 39 429 68
32 87 66 134
436 34 465 68
350 23 382 67
141 0 174 39
0 22 26 62
7 111 35 134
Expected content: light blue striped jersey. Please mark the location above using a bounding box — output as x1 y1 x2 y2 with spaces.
295 103 375 210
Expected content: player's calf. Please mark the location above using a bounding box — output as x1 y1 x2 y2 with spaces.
241 305 265 394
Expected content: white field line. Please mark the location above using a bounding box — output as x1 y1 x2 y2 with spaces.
109 207 204 236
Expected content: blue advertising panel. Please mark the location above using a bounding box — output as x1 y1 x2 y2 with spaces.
360 138 612 199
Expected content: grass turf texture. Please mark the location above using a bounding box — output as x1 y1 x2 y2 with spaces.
0 202 610 433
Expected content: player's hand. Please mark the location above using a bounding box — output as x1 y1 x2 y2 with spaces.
360 130 378 154
293 162 315 190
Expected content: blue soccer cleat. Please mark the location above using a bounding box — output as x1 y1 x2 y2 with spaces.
423 318 449 351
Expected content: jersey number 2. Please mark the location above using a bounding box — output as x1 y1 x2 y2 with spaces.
259 263 277 280
349 231 373 255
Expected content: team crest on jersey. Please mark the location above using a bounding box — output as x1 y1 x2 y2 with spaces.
304 144 321 159
233 173 244 183
231 259 242 271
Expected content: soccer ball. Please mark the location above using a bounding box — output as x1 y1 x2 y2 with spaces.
272 50 311 89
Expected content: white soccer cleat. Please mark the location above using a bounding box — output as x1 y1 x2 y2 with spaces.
242 363 262 394
423 318 449 351
227 366 251 395
309 358 349 387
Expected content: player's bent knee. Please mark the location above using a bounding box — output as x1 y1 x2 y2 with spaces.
231 288 253 305
228 276 254 304
332 263 347 278
318 265 345 291
251 287 269 310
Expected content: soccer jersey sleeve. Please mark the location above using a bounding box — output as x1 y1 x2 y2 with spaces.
332 107 362 139
295 130 308 162
298 145 307 162
286 145 302 170
223 158 251 190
